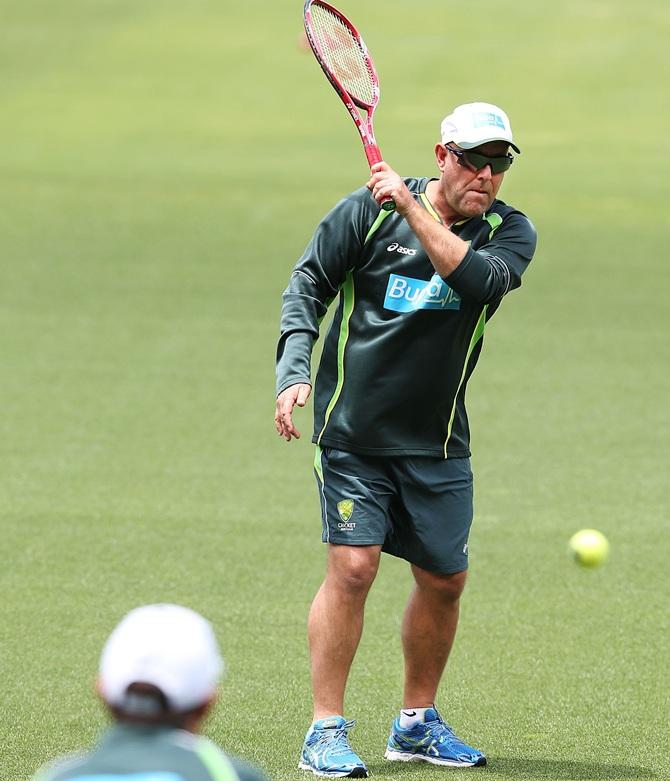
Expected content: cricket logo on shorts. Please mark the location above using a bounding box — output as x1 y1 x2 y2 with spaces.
337 499 355 530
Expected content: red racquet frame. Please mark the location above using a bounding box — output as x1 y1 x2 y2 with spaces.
303 0 394 209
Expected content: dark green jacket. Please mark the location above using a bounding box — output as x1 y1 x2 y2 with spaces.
276 178 537 458
32 724 267 781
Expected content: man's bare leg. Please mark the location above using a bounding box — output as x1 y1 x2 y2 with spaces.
308 543 382 719
384 565 484 766
401 565 467 707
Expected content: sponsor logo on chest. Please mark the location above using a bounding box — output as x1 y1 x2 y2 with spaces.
383 273 461 312
386 241 417 256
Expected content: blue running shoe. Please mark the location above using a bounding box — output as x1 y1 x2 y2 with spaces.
384 707 486 767
299 716 369 778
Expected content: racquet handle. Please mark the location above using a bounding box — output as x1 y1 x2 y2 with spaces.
363 145 395 210
365 147 395 211
365 143 383 167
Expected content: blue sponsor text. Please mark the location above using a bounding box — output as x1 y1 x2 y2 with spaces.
384 273 461 312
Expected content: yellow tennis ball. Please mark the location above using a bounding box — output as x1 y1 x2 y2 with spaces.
568 529 609 568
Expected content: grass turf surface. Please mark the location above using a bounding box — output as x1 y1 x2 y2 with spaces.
1 1 668 780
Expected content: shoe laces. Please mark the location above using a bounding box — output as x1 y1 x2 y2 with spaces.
424 717 460 745
313 720 357 757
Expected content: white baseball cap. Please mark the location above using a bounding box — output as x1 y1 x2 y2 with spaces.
440 102 520 153
98 604 224 712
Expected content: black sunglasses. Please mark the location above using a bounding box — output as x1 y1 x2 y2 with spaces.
445 145 514 175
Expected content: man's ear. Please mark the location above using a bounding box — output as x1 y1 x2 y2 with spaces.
200 693 217 718
94 676 113 713
435 143 448 172
182 693 218 733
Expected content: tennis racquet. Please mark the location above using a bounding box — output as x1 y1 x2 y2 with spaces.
303 0 395 211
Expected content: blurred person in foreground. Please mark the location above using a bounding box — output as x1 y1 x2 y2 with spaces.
275 102 537 776
32 604 268 781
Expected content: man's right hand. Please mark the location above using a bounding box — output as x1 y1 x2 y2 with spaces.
275 383 312 442
367 162 416 216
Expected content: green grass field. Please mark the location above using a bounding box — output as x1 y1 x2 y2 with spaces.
1 1 668 779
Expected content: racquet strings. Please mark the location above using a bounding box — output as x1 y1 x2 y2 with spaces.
308 3 376 107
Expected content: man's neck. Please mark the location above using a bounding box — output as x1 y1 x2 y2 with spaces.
425 180 462 227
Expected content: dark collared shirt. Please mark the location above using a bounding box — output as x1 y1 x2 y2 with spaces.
276 178 537 458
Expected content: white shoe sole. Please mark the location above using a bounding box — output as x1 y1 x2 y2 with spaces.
298 761 368 778
384 748 481 767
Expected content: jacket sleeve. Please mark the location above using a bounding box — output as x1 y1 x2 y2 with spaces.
443 212 537 304
276 189 373 396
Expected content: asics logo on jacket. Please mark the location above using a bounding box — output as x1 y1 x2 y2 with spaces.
387 242 417 256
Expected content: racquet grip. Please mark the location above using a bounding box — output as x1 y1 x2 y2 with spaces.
381 198 396 212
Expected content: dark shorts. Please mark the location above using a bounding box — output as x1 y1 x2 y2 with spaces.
313 446 474 574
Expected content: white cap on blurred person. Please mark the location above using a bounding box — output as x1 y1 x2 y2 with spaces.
440 102 520 153
98 604 224 713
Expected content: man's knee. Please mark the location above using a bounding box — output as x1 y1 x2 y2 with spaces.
413 567 468 602
327 544 381 594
